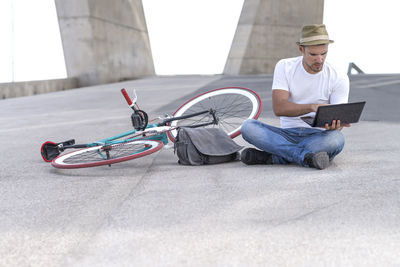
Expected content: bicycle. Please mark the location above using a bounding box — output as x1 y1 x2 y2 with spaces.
40 87 262 169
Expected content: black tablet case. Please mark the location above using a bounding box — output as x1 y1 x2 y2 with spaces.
301 101 366 127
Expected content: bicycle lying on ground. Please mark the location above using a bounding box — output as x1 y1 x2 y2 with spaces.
41 87 262 169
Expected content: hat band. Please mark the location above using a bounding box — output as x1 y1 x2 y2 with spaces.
299 35 329 43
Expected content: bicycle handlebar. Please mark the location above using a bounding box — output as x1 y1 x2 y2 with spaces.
121 88 133 106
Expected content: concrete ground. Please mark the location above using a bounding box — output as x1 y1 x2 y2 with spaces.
1 74 400 266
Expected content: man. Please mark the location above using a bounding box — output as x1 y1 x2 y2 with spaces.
240 24 350 170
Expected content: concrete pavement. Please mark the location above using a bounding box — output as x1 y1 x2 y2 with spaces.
1 74 400 266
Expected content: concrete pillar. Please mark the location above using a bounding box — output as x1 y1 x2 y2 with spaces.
224 0 324 75
55 0 155 87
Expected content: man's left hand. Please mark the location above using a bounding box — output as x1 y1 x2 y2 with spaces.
324 120 351 131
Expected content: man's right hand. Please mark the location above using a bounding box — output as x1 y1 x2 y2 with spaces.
311 103 328 112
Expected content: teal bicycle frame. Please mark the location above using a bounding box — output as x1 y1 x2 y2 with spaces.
41 89 216 162
90 123 169 148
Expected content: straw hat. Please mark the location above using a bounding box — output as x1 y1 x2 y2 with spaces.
296 24 334 46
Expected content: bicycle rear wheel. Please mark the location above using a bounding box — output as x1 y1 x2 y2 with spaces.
52 140 163 169
167 87 262 142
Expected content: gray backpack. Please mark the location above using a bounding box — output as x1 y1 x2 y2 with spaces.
174 127 243 165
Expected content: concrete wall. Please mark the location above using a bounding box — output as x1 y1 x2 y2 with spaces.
0 78 78 100
55 0 155 87
224 0 324 75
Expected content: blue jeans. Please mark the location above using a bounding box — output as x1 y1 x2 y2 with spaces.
241 119 345 166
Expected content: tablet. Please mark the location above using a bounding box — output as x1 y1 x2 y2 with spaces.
301 101 366 127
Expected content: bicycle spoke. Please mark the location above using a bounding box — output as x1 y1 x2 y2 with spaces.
63 142 147 164
169 87 261 141
52 139 164 169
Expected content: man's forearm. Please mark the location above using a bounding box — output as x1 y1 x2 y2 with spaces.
273 100 319 117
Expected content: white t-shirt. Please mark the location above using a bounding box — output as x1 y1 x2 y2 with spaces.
272 56 349 128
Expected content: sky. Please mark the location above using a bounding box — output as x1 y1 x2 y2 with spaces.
0 0 66 82
0 0 399 83
323 0 400 74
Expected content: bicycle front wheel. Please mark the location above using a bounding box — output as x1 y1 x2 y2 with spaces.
168 87 262 142
52 140 163 169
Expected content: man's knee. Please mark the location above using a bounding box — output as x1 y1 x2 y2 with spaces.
324 130 345 151
241 119 257 140
241 119 268 142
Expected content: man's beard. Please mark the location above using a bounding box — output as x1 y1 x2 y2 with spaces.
309 62 323 73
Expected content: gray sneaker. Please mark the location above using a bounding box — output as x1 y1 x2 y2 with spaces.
241 148 273 165
304 152 330 170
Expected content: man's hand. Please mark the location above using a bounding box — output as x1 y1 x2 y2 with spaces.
324 120 351 131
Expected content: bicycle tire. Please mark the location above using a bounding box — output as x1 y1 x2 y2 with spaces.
52 140 163 169
167 87 262 142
